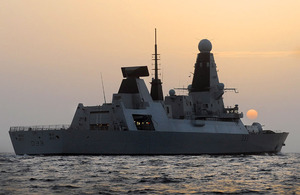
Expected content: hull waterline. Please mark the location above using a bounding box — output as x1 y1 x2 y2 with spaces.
10 130 288 155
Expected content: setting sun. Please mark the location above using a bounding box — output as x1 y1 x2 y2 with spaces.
246 109 258 120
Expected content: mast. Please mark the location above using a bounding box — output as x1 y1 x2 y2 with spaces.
150 28 164 101
154 28 158 81
100 72 107 103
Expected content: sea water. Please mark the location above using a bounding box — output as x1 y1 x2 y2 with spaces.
0 153 299 194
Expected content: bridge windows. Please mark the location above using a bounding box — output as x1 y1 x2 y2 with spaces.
132 114 155 131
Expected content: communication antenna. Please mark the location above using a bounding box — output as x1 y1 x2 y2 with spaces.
154 28 159 80
150 28 163 101
224 88 239 93
100 72 107 103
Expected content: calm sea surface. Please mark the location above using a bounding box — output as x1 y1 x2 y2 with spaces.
0 153 299 194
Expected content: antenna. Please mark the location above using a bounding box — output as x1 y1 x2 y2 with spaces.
150 28 163 101
224 88 239 93
100 72 107 104
154 28 158 80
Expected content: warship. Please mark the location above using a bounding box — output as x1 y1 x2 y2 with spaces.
9 33 288 155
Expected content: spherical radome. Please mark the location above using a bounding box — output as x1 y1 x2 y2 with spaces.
169 89 176 96
198 39 212 53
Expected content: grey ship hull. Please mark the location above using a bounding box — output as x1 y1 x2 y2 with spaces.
9 130 288 155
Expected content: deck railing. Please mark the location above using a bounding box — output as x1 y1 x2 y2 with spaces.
9 124 70 132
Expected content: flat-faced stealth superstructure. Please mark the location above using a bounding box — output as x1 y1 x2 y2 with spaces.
9 37 288 155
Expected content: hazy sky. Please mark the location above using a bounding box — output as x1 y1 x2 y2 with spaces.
1 1 299 153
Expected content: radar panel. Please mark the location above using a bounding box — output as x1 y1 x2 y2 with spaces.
121 66 149 78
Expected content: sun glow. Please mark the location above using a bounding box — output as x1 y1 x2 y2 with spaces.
246 109 258 120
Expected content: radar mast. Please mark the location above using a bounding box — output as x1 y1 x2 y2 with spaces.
150 28 163 101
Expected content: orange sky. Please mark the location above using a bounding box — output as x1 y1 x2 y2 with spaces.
0 0 299 152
